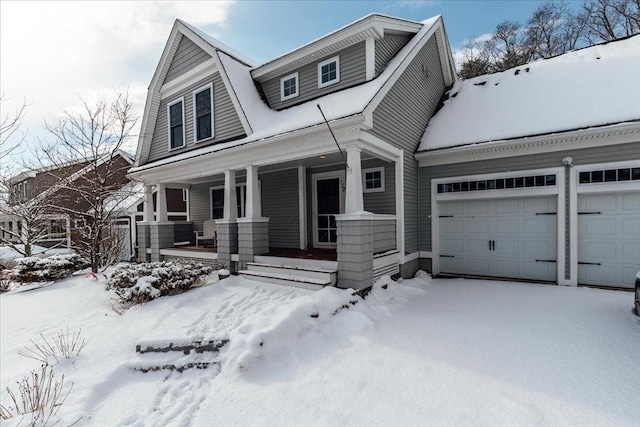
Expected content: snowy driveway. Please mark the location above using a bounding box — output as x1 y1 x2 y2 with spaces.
1 272 639 426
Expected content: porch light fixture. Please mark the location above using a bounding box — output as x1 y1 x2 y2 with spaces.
319 155 327 159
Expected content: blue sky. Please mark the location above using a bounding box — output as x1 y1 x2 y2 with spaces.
0 0 560 163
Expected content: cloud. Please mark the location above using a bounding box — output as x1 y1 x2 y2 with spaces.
0 1 235 156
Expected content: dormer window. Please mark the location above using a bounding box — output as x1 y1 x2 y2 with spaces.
193 83 214 142
280 72 299 101
168 98 185 150
318 56 340 88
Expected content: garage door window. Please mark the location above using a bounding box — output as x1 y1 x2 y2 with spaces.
579 167 640 184
438 174 556 194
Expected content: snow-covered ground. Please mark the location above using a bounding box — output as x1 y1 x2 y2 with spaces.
1 271 639 426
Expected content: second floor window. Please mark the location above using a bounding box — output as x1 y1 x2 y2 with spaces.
193 83 213 142
280 72 299 101
318 56 340 88
168 98 185 150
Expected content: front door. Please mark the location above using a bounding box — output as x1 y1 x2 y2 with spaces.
312 171 345 247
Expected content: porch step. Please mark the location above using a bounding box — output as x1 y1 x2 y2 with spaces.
129 339 228 373
238 270 330 291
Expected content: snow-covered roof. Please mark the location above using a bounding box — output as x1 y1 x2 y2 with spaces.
131 16 450 174
418 35 640 152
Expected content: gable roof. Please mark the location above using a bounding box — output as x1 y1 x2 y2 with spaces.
130 15 456 174
134 19 255 167
418 35 640 152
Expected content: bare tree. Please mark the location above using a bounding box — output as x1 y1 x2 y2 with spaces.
581 0 640 42
32 89 138 272
484 21 534 71
526 2 585 59
0 93 29 165
458 37 492 79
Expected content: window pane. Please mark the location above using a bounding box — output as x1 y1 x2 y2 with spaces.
579 172 591 184
604 169 617 182
171 125 183 148
618 169 631 181
170 102 182 126
196 89 211 115
545 175 556 186
283 77 297 97
631 168 640 180
592 170 604 182
197 115 212 140
321 61 337 83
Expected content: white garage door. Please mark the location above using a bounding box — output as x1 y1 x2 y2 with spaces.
578 192 640 288
439 197 557 282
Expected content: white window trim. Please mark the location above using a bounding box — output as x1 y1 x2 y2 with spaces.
317 55 340 89
192 83 214 143
363 167 385 193
167 97 186 151
280 72 299 101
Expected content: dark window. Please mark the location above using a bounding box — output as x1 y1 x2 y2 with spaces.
436 173 559 194
320 61 337 84
618 169 631 181
364 170 383 191
632 168 640 180
545 175 556 186
194 87 212 141
282 76 297 98
604 169 617 182
579 172 591 184
592 170 604 182
169 101 184 149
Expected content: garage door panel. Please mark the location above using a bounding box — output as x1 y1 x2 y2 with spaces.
622 218 640 234
523 218 554 234
578 192 640 288
523 197 556 213
622 193 640 210
441 236 465 253
443 219 465 234
439 196 557 283
440 201 465 216
467 258 491 274
622 242 640 259
496 199 519 214
467 219 490 234
523 261 556 280
495 260 520 277
468 200 490 215
523 240 554 256
496 219 519 234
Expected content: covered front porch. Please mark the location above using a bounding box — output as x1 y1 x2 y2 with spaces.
132 127 404 290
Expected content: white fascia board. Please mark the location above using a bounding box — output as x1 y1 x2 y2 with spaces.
213 50 253 136
251 15 421 80
416 122 640 167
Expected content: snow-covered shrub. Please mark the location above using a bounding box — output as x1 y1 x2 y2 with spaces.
106 260 212 304
8 254 90 283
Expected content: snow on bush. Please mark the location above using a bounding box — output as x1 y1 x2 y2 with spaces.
106 260 213 304
7 254 90 283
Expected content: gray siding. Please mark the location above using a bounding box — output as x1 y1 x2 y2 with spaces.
369 35 446 254
375 34 411 76
260 42 366 110
418 141 640 252
189 179 223 233
363 159 396 215
164 35 211 83
261 168 300 248
147 73 246 163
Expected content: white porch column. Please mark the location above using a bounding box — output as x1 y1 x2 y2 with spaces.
144 185 154 222
345 147 364 213
156 183 168 222
223 170 237 220
245 165 261 219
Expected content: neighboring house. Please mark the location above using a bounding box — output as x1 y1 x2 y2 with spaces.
129 13 639 290
0 151 187 261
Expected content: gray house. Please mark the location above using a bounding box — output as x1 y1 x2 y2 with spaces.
129 14 639 290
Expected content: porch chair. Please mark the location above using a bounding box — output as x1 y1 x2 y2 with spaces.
195 219 217 247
